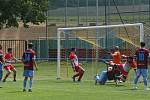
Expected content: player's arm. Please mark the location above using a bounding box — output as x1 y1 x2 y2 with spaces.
72 67 75 72
121 55 127 61
12 56 22 63
133 62 137 74
70 60 76 72
33 55 38 71
148 50 150 58
33 60 38 71
72 67 76 72
2 55 5 64
121 54 127 58
111 52 117 56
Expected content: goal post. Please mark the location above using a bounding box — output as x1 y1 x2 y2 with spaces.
57 23 144 79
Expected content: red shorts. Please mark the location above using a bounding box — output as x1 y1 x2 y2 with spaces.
4 65 14 70
75 66 85 72
75 66 81 72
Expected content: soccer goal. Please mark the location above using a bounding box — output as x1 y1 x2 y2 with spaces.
57 23 144 80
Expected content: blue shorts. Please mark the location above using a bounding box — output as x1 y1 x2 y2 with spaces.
23 70 34 77
136 68 148 78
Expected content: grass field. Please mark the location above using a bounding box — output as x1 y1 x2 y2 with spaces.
0 62 150 100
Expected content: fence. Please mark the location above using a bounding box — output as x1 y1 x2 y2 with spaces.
0 40 27 58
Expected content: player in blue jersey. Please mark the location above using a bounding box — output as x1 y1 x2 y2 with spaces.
133 42 150 90
22 43 38 92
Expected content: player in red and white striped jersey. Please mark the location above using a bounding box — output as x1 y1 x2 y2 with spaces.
69 48 85 82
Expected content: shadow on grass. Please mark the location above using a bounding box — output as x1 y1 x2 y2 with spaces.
105 82 127 87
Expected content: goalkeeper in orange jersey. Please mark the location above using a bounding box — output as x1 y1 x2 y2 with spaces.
110 46 121 64
69 48 85 82
109 46 121 82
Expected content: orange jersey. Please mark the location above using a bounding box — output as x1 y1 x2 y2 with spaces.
112 51 121 64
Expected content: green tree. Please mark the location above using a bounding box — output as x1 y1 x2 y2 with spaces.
0 0 48 29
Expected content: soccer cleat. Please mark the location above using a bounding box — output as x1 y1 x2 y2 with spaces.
13 79 16 82
115 80 119 85
77 80 81 82
23 89 26 92
28 89 32 92
119 80 123 83
72 76 75 82
2 79 6 82
132 86 137 90
95 80 98 85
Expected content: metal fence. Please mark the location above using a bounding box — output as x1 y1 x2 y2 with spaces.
47 0 150 49
48 0 150 27
0 40 27 58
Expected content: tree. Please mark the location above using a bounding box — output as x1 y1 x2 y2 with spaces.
0 0 48 29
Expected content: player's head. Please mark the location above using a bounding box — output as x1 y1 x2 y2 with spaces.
71 48 76 52
127 56 134 63
114 46 119 50
0 44 2 49
7 48 12 53
28 42 33 49
140 42 145 48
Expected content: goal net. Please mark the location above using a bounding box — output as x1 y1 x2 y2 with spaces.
57 23 144 80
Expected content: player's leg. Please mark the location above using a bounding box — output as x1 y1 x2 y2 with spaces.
11 67 17 82
0 69 3 88
29 77 33 92
23 77 28 92
72 66 80 82
0 70 2 81
0 63 3 82
3 65 11 82
133 69 141 89
28 70 34 92
141 69 149 90
77 66 85 82
72 72 80 82
23 70 29 92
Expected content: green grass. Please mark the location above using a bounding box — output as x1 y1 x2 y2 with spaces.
0 62 150 100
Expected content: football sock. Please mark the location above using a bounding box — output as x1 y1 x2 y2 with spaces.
4 74 9 80
29 80 33 89
14 73 16 80
23 80 27 89
143 77 148 87
78 71 84 81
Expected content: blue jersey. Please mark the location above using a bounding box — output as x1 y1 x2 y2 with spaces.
22 49 35 70
135 48 149 69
